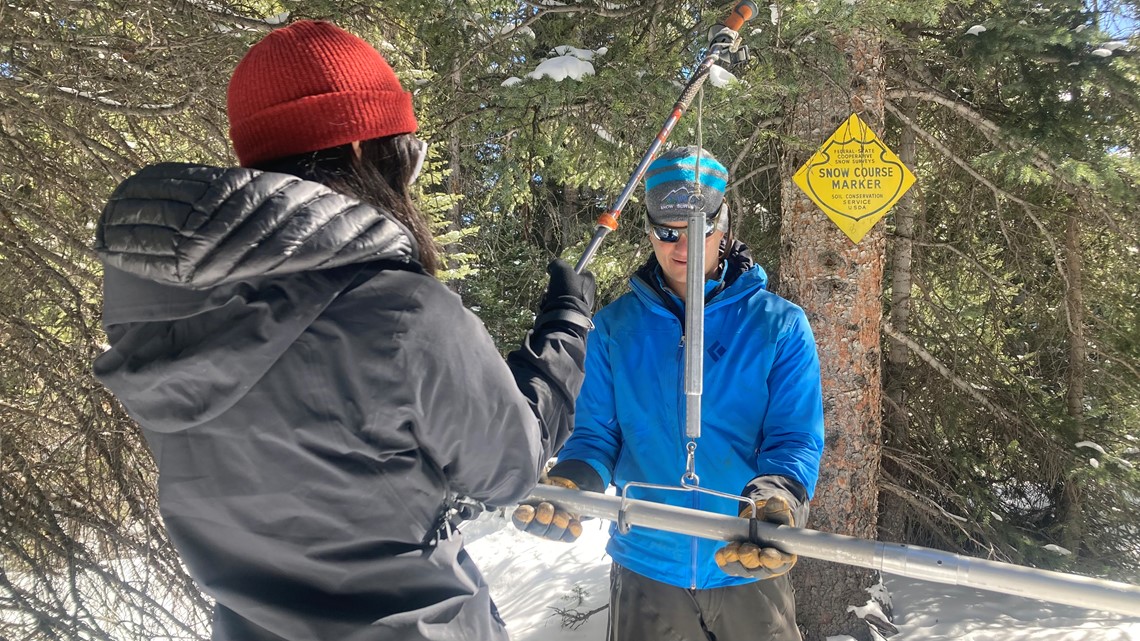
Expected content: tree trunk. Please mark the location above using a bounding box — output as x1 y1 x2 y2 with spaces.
445 61 465 280
560 182 579 255
1059 210 1085 554
780 30 885 641
885 97 917 447
880 97 920 542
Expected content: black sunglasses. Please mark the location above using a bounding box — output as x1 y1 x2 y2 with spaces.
648 205 728 243
649 219 719 243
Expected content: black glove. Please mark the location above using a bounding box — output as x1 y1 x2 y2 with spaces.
714 475 808 580
542 258 595 310
511 475 584 542
534 258 595 332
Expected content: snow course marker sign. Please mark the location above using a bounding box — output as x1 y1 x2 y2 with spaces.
793 113 916 243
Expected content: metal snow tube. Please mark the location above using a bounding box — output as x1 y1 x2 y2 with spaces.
683 209 707 441
528 485 1140 617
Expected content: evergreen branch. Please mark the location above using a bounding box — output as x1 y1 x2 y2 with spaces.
882 322 1019 425
50 84 200 117
728 163 777 189
885 100 1071 301
879 479 990 552
906 239 1008 289
520 1 642 19
549 603 610 630
182 0 277 32
0 231 100 343
729 118 780 179
886 83 1004 140
0 70 202 117
0 399 80 432
880 451 1001 556
460 1 646 75
909 292 1061 424
886 81 1128 240
0 210 100 288
1086 338 1140 384
1083 351 1140 391
2 90 136 180
0 199 99 265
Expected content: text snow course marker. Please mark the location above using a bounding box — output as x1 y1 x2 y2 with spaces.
793 113 916 244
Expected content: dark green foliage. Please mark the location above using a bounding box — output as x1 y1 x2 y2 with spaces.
878 0 1140 581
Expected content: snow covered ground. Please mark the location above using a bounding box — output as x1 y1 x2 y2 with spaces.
462 512 1140 641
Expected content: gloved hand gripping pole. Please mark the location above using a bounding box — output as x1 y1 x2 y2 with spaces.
574 0 759 274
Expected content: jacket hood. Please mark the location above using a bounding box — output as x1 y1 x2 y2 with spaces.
94 161 416 433
95 264 379 433
95 162 417 290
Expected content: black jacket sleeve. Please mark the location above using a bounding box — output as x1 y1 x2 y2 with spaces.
547 459 606 493
403 277 588 507
504 289 592 462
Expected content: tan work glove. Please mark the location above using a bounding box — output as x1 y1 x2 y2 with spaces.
511 476 584 543
714 494 798 580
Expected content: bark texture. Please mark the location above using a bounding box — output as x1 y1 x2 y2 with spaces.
880 97 921 542
779 30 885 641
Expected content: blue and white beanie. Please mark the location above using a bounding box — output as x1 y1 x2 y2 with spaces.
644 146 728 225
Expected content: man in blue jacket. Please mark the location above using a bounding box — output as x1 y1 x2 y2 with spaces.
513 146 825 641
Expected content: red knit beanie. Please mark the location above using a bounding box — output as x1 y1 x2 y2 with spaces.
227 20 418 167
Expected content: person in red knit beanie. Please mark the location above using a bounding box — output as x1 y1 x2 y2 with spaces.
93 19 596 641
226 20 419 169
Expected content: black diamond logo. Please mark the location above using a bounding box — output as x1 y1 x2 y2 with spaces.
708 341 727 362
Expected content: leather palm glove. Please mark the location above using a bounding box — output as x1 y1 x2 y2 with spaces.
511 475 583 543
715 475 809 580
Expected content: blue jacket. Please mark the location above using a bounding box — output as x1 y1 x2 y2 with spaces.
555 243 825 590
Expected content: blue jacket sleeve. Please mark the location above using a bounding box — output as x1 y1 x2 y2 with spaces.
756 309 826 498
552 312 622 489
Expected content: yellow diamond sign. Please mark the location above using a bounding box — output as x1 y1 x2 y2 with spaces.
793 113 916 244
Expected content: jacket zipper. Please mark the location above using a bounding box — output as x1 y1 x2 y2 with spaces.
639 266 760 591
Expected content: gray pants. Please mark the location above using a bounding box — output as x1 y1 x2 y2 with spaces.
607 563 801 641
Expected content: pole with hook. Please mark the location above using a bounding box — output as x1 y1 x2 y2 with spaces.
573 0 758 274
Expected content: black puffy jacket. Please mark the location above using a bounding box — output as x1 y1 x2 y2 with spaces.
93 163 588 641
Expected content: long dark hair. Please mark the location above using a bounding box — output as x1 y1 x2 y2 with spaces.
253 133 441 275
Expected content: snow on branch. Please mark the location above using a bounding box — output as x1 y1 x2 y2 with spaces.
2 73 200 116
183 0 278 31
520 0 640 18
461 4 617 74
51 85 199 116
526 55 595 81
1075 440 1107 455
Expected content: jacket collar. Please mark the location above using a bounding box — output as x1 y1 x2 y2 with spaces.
630 239 767 320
